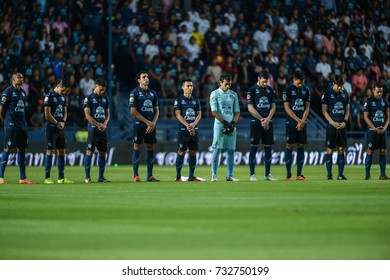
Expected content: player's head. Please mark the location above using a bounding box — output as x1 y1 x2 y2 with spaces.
94 78 107 95
12 73 24 87
182 77 193 95
258 70 269 87
136 71 149 88
293 71 305 88
55 79 69 95
332 75 344 93
219 74 232 92
372 82 384 99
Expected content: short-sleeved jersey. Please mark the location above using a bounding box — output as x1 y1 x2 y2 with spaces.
246 84 275 125
83 93 110 131
321 88 350 123
363 96 389 128
0 85 27 130
210 88 240 126
282 84 311 126
129 86 159 127
43 89 67 129
174 95 201 132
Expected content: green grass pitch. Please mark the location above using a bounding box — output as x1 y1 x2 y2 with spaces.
0 164 389 260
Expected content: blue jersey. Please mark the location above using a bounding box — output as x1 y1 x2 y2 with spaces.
246 84 275 125
210 88 240 126
321 88 350 123
83 93 110 131
282 84 311 126
0 85 27 130
174 95 201 132
129 86 159 127
43 90 67 129
363 96 389 128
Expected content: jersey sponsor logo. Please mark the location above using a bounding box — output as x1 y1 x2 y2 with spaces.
184 108 196 122
54 105 64 118
292 99 304 111
332 102 345 114
373 111 384 123
15 100 25 112
257 96 270 109
94 106 106 119
141 99 154 112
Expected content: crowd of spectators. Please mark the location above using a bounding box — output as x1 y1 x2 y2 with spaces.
0 0 389 132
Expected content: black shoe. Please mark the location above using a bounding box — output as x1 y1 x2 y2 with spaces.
327 175 333 180
337 175 347 180
188 176 201 182
98 177 111 182
379 175 390 180
147 176 160 182
365 176 371 180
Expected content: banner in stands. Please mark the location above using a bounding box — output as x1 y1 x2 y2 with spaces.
1 141 388 167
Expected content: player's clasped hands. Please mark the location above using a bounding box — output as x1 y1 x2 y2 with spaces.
145 121 155 134
98 123 106 132
187 123 195 136
296 119 305 131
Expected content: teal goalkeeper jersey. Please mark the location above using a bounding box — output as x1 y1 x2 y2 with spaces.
210 88 240 125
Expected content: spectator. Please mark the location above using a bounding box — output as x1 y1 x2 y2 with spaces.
315 54 332 81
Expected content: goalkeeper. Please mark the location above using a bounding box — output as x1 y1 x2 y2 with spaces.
209 74 240 182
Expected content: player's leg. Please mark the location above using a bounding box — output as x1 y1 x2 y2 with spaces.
187 134 199 180
249 123 260 180
0 129 14 183
175 133 187 181
336 129 347 180
44 149 55 183
84 131 95 183
296 127 307 179
378 134 388 179
365 132 375 180
16 130 32 182
56 130 71 182
325 125 336 179
132 127 144 181
285 125 295 180
145 129 159 182
263 125 275 180
226 130 238 181
211 125 223 181
97 131 109 182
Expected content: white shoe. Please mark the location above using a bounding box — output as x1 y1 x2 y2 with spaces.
249 174 257 181
211 175 218 182
265 174 278 181
226 176 240 182
196 177 207 182
181 176 189 182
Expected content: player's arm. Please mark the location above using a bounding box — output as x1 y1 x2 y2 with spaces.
130 107 153 126
283 102 300 123
322 104 338 128
341 103 350 130
0 106 6 124
248 104 262 121
84 107 101 127
148 105 159 133
384 107 389 131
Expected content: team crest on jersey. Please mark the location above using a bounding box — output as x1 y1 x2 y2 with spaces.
381 101 385 107
130 97 134 102
103 98 106 102
1 96 6 102
192 101 196 105
61 96 65 102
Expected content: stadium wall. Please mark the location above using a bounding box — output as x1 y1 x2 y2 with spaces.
1 141 388 167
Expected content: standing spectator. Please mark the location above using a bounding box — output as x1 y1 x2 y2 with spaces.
247 71 278 182
174 78 202 182
79 68 95 97
282 71 311 181
352 68 368 95
315 54 332 81
83 78 111 183
321 75 350 180
364 83 389 180
43 79 73 184
129 71 160 182
161 70 178 119
210 74 240 182
252 22 271 57
0 73 36 184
